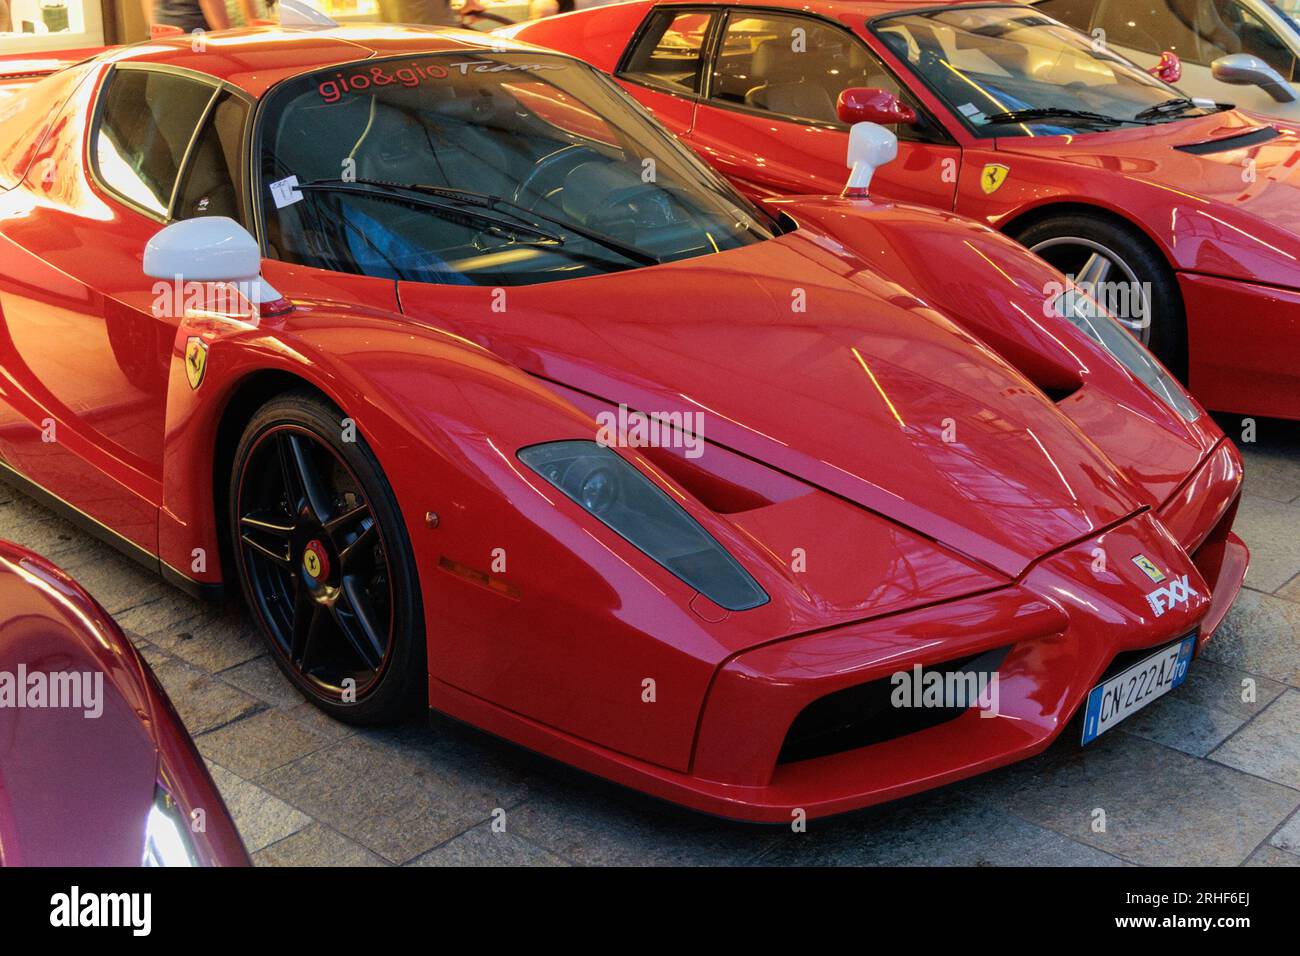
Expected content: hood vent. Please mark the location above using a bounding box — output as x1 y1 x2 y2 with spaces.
1176 127 1280 155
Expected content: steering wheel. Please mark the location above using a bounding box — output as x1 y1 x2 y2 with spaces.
511 144 591 209
579 181 676 235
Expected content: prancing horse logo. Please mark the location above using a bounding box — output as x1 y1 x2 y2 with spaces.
184 336 208 390
1131 554 1166 584
303 540 329 582
981 163 1011 194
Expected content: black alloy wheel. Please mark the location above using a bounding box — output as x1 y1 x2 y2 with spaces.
230 391 425 723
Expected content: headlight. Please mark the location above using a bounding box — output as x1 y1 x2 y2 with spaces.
519 441 768 611
1053 288 1200 422
143 783 198 867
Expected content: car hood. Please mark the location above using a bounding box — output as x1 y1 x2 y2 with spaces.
399 231 1148 577
995 110 1300 287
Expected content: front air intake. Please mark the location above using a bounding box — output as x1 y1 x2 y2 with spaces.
777 646 1011 764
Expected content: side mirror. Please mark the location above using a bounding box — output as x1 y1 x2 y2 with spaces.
1212 53 1298 103
842 122 898 199
1147 50 1182 84
143 217 286 310
837 87 918 127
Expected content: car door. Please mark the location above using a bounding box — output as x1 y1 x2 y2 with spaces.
614 6 719 135
0 64 250 554
683 7 961 206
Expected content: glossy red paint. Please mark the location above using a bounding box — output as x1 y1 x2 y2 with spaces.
506 0 1300 420
0 540 247 865
837 86 917 126
0 26 1249 821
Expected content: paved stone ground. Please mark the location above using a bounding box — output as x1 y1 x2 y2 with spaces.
2 415 1297 866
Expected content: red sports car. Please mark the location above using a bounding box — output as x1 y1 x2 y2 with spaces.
0 25 1246 821
0 540 247 866
505 0 1300 420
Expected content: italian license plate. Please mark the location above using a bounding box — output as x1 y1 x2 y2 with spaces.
1081 635 1196 745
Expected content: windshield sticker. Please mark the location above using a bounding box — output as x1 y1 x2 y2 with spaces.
318 61 566 103
269 175 303 209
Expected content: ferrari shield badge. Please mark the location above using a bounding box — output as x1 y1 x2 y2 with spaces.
1132 554 1166 584
184 336 209 390
981 163 1010 195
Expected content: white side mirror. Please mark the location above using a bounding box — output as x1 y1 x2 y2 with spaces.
843 122 898 199
143 217 283 306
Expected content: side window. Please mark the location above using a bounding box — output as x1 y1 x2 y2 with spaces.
174 91 251 224
1035 0 1103 33
1095 1 1203 61
709 13 922 132
1203 0 1296 79
620 9 717 94
93 69 215 218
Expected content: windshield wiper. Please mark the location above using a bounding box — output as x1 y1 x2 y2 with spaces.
300 178 662 267
298 179 562 243
982 107 1149 128
1134 97 1227 120
391 181 662 267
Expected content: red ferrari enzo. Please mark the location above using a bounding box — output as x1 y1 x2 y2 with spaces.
505 0 1300 420
0 25 1247 821
0 540 247 866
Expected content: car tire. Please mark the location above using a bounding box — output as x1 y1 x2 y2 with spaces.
229 390 426 725
1014 212 1187 378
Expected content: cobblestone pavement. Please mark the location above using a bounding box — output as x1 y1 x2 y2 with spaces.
2 417 1297 866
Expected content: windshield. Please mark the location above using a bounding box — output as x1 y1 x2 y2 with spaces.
872 6 1216 137
258 52 775 285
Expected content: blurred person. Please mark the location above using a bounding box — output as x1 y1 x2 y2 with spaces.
377 0 456 26
528 0 573 16
148 0 261 31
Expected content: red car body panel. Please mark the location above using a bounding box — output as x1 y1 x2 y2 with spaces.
507 0 1300 420
0 27 1249 820
0 540 247 865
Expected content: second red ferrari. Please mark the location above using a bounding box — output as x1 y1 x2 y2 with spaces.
505 0 1300 420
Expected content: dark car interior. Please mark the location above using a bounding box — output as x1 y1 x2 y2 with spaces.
260 59 767 285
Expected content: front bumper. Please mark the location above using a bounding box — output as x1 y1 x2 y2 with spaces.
430 444 1248 823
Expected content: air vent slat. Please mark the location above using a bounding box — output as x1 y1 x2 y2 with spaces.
1175 127 1280 155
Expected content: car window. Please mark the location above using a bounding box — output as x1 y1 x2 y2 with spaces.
620 9 717 94
708 11 933 139
1034 0 1103 32
258 53 776 286
174 91 251 224
93 68 216 218
1095 0 1203 60
1203 0 1297 77
875 7 1203 137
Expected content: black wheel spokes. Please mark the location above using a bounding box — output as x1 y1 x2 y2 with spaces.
333 575 388 672
239 511 295 568
238 425 396 700
333 508 379 580
290 582 324 668
277 431 333 524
